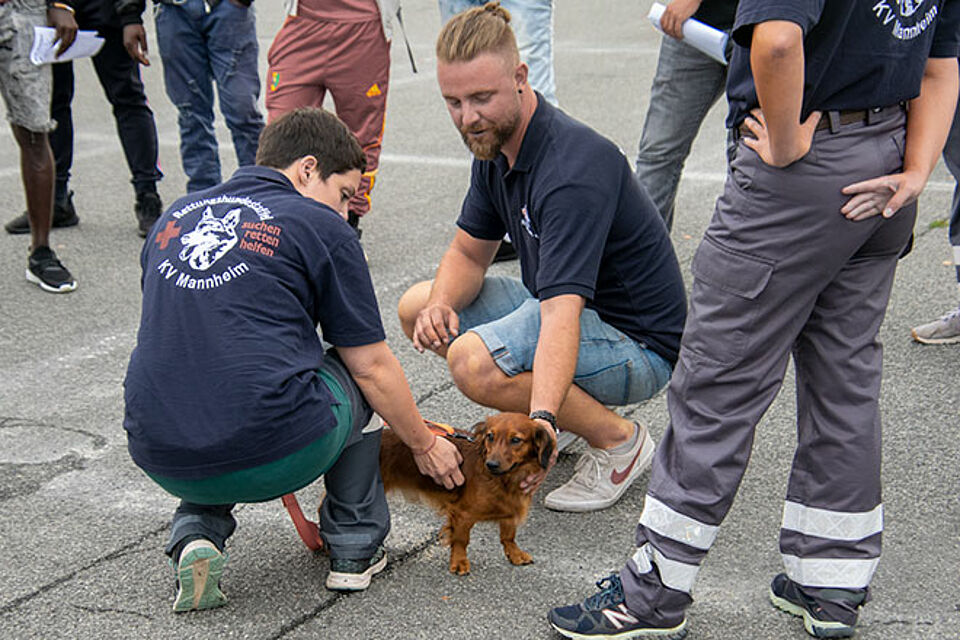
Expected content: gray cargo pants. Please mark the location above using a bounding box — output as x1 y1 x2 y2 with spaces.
621 108 914 625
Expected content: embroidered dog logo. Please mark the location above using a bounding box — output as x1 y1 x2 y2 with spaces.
897 0 925 17
179 207 242 271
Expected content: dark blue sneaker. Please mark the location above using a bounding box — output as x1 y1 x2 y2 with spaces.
548 573 687 639
769 573 865 638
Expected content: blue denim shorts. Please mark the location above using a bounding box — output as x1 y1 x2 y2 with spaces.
458 276 672 406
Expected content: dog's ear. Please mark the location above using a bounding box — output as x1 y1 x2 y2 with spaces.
532 422 555 470
471 419 490 448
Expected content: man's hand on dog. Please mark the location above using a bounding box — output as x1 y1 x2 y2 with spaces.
520 419 558 494
414 436 465 490
413 302 460 354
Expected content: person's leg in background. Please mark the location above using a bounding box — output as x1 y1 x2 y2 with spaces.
92 26 164 236
3 59 79 234
206 0 263 171
264 18 327 122
0 3 77 293
635 35 727 230
155 0 220 192
911 89 960 343
500 0 556 105
326 19 390 237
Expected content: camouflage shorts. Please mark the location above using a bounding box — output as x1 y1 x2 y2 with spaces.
0 1 55 133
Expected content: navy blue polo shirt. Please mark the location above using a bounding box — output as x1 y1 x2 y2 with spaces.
456 95 687 364
694 0 739 31
124 166 385 479
726 0 960 127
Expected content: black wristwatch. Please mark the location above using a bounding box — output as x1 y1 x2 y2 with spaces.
529 410 559 434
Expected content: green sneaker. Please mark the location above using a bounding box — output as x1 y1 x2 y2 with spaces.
173 539 228 612
325 546 387 592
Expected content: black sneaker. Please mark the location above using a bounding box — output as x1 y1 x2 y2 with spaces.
135 191 163 238
26 245 77 293
492 239 518 263
769 573 866 638
548 573 687 639
5 192 80 235
325 545 386 592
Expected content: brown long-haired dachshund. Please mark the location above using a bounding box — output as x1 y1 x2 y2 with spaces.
379 412 555 575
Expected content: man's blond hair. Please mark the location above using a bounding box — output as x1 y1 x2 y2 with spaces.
436 1 519 65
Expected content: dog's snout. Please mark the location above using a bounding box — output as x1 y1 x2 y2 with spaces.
485 459 501 473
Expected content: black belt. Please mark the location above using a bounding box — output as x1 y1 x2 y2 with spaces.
737 105 905 138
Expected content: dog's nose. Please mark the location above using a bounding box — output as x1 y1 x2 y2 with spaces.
486 460 501 473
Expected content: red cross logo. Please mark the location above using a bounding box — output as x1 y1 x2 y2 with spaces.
154 220 181 250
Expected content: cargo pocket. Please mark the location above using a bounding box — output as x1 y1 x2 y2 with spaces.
683 238 774 366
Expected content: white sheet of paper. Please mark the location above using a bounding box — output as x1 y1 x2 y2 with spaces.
648 2 729 65
30 26 105 66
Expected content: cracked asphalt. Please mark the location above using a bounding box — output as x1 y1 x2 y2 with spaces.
1 1 958 639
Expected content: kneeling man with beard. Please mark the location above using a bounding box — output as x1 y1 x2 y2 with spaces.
398 2 686 513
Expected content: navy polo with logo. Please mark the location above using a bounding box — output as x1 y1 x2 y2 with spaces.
456 95 687 364
726 0 960 127
124 166 385 479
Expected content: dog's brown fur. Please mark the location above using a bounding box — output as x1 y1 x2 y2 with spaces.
379 412 554 575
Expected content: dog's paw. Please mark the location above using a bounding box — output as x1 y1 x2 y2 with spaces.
449 557 471 575
506 548 533 566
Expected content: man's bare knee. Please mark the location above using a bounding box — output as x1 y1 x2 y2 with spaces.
397 280 433 340
447 333 504 403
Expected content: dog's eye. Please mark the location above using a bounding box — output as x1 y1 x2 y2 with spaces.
485 433 494 442
510 436 522 445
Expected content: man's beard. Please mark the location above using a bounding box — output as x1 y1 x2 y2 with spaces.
459 111 521 161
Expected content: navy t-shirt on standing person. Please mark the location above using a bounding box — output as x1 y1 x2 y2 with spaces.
456 95 687 364
725 0 960 128
124 166 385 480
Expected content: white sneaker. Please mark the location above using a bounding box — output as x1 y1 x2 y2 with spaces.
544 425 655 513
911 307 960 344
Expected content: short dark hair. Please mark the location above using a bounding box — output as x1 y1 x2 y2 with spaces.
255 107 366 179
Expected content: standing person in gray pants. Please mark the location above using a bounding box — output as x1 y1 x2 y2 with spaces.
635 0 737 231
548 1 960 638
911 82 960 344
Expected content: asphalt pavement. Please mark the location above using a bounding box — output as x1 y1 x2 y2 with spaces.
0 1 958 639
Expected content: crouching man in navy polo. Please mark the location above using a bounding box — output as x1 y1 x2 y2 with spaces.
398 4 687 514
548 1 960 638
123 108 463 612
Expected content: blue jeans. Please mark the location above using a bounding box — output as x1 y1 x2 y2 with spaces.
457 276 673 406
438 0 557 105
154 0 263 192
635 35 727 230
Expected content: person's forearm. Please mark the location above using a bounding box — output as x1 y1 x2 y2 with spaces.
428 233 492 311
529 295 583 418
751 21 806 164
903 57 959 181
338 343 434 451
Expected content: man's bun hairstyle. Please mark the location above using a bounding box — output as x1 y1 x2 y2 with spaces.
436 1 519 65
256 107 365 179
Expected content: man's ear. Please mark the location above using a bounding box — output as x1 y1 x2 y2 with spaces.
514 61 529 93
298 155 319 184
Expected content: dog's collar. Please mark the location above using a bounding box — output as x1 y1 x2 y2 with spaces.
425 419 475 443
